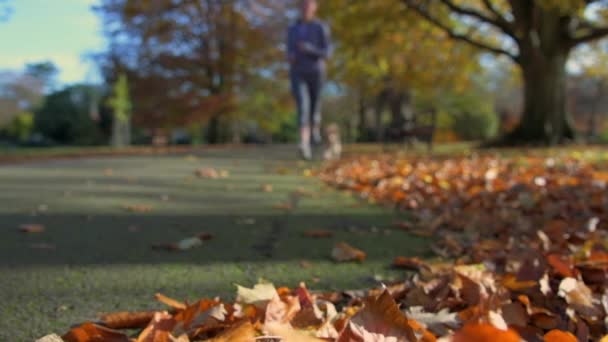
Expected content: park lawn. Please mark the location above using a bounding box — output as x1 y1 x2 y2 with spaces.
0 145 429 341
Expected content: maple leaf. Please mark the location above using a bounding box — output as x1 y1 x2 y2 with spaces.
337 290 417 342
331 242 366 262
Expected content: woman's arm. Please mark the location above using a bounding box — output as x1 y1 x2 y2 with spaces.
300 23 332 59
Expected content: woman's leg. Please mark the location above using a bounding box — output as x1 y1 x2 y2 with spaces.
308 71 324 144
291 72 312 159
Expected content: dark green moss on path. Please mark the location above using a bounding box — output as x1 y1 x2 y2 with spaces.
0 145 428 341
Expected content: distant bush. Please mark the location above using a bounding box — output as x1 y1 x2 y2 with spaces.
445 93 498 141
5 111 34 142
35 85 105 145
452 109 499 141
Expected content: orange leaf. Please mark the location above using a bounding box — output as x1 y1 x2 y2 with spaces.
100 311 156 330
501 274 538 291
62 323 130 342
393 256 428 271
452 323 520 342
19 224 45 233
303 229 334 239
155 293 187 310
331 242 366 262
544 330 577 342
547 254 576 278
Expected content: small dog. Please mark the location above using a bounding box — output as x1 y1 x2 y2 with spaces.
323 123 342 160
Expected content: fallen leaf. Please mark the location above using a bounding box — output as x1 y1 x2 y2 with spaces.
236 282 277 306
406 307 459 336
393 256 429 271
264 294 301 325
152 236 207 252
264 322 325 342
303 230 333 239
452 323 520 342
558 277 597 315
100 311 156 330
136 311 176 342
155 293 187 310
337 290 417 342
543 329 577 342
20 224 45 233
331 242 366 262
123 204 152 213
62 323 130 342
206 321 256 342
36 334 64 342
262 184 274 193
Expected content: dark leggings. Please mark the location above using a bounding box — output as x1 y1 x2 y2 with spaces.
290 70 323 128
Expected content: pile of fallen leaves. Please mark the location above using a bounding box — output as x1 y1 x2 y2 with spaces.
317 151 608 340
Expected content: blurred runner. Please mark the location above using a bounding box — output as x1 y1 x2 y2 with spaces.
287 0 331 160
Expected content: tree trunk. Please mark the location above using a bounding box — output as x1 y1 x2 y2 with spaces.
111 115 131 147
207 115 220 144
357 94 368 142
505 48 574 145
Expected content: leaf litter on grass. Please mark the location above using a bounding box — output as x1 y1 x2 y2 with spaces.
52 151 608 340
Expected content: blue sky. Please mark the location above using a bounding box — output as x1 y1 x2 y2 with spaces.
0 0 104 85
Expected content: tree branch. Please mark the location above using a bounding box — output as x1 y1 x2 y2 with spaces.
438 0 516 39
403 0 519 62
570 26 608 47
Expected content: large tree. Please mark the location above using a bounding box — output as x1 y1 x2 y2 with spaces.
96 0 292 143
322 0 481 141
403 0 608 145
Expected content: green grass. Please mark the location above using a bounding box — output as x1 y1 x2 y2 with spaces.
0 145 429 341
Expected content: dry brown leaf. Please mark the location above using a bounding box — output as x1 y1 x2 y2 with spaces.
62 323 130 342
123 204 152 213
264 322 326 342
303 230 334 239
337 290 417 342
206 321 256 342
20 224 45 233
331 242 366 262
100 311 156 330
155 293 187 310
265 294 301 325
392 256 429 271
261 184 274 193
136 311 176 342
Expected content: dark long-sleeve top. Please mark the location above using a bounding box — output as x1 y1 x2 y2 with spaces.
287 19 331 73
